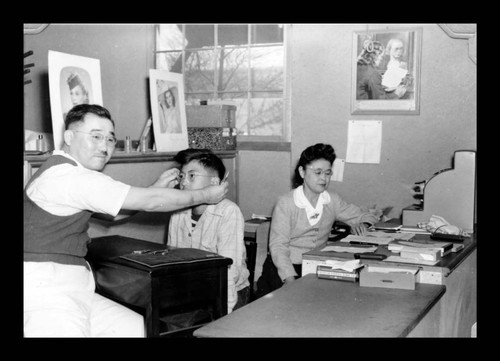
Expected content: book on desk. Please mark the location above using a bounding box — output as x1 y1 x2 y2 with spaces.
388 239 452 257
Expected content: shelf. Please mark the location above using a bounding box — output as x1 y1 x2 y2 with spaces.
24 149 238 168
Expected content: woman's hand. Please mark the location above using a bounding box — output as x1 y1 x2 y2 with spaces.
350 223 370 236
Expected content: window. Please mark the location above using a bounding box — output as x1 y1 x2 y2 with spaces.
154 24 290 144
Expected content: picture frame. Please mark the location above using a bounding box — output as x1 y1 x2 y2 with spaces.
351 27 422 115
149 69 189 152
48 51 103 150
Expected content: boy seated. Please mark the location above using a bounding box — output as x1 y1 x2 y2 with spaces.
168 149 250 313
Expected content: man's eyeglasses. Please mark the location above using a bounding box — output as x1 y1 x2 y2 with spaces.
73 130 117 147
177 171 214 182
306 166 333 177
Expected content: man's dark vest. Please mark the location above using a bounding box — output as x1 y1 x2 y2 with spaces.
24 155 93 267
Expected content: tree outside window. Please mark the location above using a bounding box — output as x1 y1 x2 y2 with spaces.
154 24 287 141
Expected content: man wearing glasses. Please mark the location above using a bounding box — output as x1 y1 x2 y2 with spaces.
24 104 228 337
167 149 250 316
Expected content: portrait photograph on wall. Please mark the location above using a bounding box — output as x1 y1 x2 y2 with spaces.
149 69 188 152
351 27 422 115
48 51 103 150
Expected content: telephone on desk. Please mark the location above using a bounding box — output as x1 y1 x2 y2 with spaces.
329 221 351 241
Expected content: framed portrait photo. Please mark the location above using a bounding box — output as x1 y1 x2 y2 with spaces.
351 27 422 115
149 69 189 152
48 51 103 150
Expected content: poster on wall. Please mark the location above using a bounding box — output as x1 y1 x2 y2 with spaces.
149 69 188 152
351 27 422 115
48 51 103 150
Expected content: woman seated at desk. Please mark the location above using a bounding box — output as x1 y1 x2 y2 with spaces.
256 143 379 298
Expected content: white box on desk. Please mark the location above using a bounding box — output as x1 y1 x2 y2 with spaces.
359 264 420 290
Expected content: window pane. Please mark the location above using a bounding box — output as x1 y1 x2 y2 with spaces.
250 46 284 90
156 24 184 51
219 96 249 135
184 49 216 93
155 23 287 141
156 51 183 73
218 24 248 46
219 47 248 92
251 24 284 44
185 93 216 106
248 94 283 136
185 24 214 49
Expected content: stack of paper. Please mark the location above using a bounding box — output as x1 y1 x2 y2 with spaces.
388 240 452 257
317 260 364 282
322 243 377 253
340 234 394 246
386 239 453 265
324 259 363 272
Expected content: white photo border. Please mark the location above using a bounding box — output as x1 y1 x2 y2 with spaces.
48 51 103 150
149 69 188 152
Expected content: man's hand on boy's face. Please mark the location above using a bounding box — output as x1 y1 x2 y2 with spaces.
150 168 180 189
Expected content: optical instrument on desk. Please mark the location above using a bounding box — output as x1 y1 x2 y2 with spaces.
402 150 476 234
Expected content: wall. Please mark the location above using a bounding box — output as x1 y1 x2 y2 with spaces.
86 156 237 244
24 23 477 227
24 24 154 140
290 24 476 219
238 150 291 219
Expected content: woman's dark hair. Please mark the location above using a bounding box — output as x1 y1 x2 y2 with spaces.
174 148 225 179
293 143 336 188
65 104 115 129
164 88 176 108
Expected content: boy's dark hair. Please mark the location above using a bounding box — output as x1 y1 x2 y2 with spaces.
293 143 336 188
65 104 115 129
174 148 226 179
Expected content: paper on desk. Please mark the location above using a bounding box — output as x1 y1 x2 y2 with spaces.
324 259 363 272
394 233 415 241
322 245 377 253
340 234 393 245
346 120 382 164
251 213 271 220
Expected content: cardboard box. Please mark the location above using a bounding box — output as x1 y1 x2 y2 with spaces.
359 264 419 290
186 105 236 128
187 127 237 150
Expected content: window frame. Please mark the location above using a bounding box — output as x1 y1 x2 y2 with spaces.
153 24 291 149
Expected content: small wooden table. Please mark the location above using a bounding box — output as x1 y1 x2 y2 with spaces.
85 235 232 337
193 273 445 337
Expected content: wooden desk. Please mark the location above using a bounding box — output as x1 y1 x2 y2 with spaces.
85 235 232 337
302 233 477 336
193 273 445 337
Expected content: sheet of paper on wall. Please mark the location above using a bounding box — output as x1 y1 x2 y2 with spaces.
331 158 345 182
346 120 382 164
